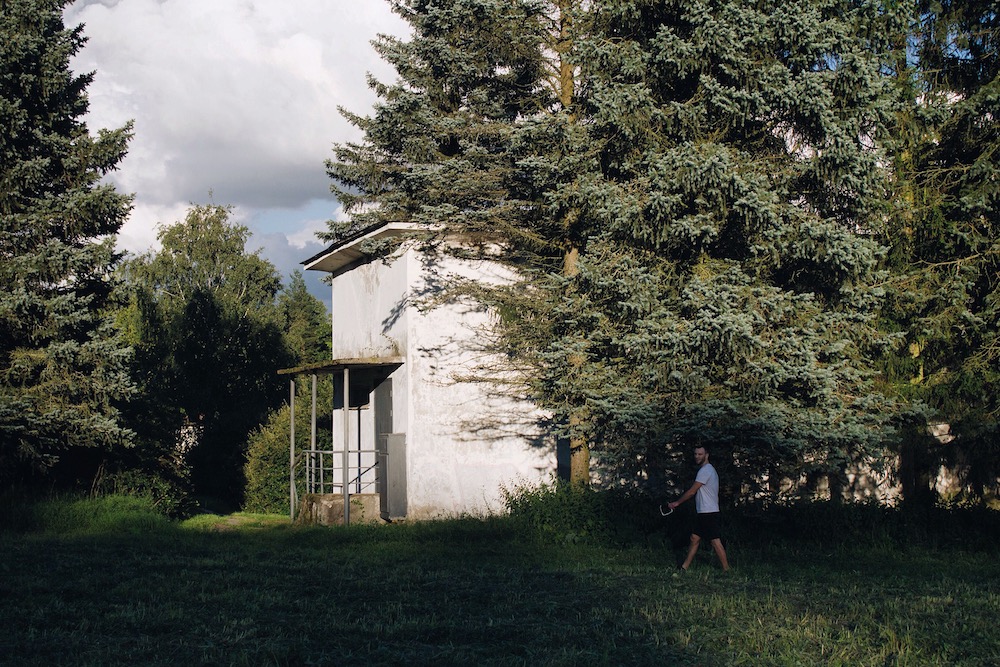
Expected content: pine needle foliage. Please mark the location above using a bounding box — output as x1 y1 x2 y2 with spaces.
537 0 902 492
329 0 902 495
0 0 135 486
327 0 557 243
880 0 1000 503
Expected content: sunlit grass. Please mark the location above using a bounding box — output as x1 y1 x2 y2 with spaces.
1 498 998 666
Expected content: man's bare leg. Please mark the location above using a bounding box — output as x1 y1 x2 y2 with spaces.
681 533 700 570
710 538 729 571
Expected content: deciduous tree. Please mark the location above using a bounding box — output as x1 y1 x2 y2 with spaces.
119 204 292 506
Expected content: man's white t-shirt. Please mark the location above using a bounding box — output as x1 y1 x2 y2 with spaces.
695 463 720 513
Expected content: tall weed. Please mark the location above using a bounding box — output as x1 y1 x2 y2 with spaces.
501 483 1000 552
95 468 198 519
10 495 171 536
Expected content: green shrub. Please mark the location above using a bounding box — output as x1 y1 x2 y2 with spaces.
500 484 1000 553
244 404 295 514
245 382 334 514
501 480 660 545
97 468 198 519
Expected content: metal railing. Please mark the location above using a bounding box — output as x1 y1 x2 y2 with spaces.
301 448 379 495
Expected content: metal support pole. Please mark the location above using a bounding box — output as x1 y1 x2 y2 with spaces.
311 374 317 493
343 366 351 525
289 379 295 521
356 408 362 494
310 374 317 450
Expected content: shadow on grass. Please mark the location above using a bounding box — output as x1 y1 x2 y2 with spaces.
5 495 1000 665
1 514 702 666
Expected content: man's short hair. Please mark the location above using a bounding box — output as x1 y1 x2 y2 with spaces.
695 444 710 456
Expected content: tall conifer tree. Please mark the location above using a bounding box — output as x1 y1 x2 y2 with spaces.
330 0 899 494
328 0 604 484
507 0 901 493
0 0 135 485
882 0 999 503
279 271 331 365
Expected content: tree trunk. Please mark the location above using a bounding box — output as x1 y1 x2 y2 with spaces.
558 1 589 488
568 411 589 487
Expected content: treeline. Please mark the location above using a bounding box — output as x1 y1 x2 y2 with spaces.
0 1 329 514
327 0 998 506
2 0 997 514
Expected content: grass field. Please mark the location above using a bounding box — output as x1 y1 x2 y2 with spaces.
1 496 998 666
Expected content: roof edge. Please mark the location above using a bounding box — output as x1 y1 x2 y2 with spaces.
277 356 405 376
302 221 437 273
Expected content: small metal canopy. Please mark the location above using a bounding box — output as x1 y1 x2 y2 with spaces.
278 356 403 524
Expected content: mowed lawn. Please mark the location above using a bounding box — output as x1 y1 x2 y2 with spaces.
1 499 998 666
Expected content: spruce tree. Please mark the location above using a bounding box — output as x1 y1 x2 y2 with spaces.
279 271 331 365
330 0 901 495
882 0 999 503
548 0 900 493
328 0 603 483
0 0 134 486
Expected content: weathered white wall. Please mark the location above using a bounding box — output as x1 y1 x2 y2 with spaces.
403 249 554 518
331 255 409 359
327 243 555 518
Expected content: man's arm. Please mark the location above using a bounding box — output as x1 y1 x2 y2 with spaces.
668 482 703 510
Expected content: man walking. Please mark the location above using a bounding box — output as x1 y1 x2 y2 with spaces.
668 445 730 571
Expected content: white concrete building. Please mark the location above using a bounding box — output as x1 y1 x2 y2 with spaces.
284 222 556 522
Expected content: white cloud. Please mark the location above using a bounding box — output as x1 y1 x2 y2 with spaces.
116 201 189 253
286 216 333 250
65 0 407 301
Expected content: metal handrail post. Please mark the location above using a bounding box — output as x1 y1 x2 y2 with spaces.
310 374 317 451
289 379 295 520
343 366 351 525
311 373 318 495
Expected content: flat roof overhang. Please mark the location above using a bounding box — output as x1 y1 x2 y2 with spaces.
277 356 404 376
302 222 430 274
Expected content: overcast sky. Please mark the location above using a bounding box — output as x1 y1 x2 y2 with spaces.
65 0 410 308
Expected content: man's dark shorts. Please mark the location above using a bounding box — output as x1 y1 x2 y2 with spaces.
694 512 722 541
